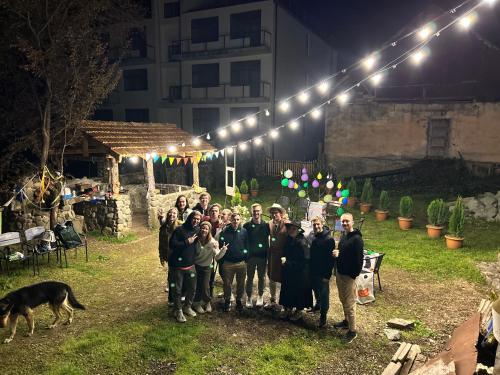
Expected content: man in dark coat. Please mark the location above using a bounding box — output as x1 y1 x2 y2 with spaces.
333 213 364 343
308 216 335 328
279 221 313 321
168 210 202 323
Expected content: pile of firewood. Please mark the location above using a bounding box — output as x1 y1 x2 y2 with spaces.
381 342 426 375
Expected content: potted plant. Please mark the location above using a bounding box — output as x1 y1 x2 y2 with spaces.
426 199 448 238
347 178 358 207
359 178 373 214
398 196 413 230
375 190 389 221
231 186 242 207
250 178 259 198
240 180 249 202
445 196 465 249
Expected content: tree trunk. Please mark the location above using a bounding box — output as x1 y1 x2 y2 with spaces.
40 97 51 171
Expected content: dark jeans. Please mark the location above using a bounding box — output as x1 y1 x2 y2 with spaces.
167 268 175 303
311 275 330 317
172 266 196 311
194 265 212 304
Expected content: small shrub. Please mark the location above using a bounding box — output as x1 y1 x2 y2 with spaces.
399 196 413 218
378 190 389 211
347 178 357 197
360 178 373 204
231 205 250 222
250 178 259 191
448 196 465 238
230 187 242 206
427 199 448 226
240 180 249 194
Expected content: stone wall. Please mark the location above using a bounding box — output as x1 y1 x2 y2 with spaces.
449 191 500 222
148 188 203 228
325 100 500 176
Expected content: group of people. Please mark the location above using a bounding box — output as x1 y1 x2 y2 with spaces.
158 192 364 343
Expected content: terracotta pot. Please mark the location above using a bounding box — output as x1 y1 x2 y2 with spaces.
241 193 250 202
426 225 444 239
398 217 413 230
375 209 389 221
360 203 372 214
445 234 464 249
347 197 357 208
250 190 258 198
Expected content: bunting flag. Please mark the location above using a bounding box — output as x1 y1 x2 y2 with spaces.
214 151 219 158
169 157 174 165
176 157 182 165
152 154 160 163
196 152 202 163
220 149 225 157
189 157 194 165
145 153 151 161
202 154 207 162
161 155 167 164
183 157 189 165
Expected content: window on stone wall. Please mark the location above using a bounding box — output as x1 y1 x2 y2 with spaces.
427 119 450 158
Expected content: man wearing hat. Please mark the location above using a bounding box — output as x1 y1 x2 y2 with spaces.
266 203 289 307
279 221 313 320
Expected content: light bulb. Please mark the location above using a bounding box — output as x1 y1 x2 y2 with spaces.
265 109 270 116
337 92 349 105
246 116 257 127
362 55 376 70
129 156 139 164
192 138 201 147
279 100 290 112
297 91 310 104
231 121 241 133
317 81 330 94
370 73 383 86
254 137 262 146
168 145 177 153
239 142 248 151
311 108 321 119
417 25 433 40
270 129 279 138
218 128 228 138
289 120 299 130
226 147 233 155
410 49 427 65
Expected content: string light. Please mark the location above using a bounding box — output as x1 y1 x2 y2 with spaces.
410 49 428 65
279 100 290 112
310 108 322 119
362 55 377 70
289 120 299 130
270 129 279 138
417 24 434 40
218 128 228 138
370 73 383 86
181 142 186 147
239 142 248 151
246 116 257 127
337 92 350 105
483 0 497 6
192 139 201 147
231 121 241 133
265 109 270 116
206 133 211 140
129 156 139 164
226 147 234 155
317 81 330 94
168 145 177 153
254 137 263 146
145 153 151 161
298 91 310 104
458 13 476 30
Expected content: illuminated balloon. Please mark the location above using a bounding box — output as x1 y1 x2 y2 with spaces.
284 169 293 179
312 180 320 188
337 182 342 189
303 182 309 188
298 190 306 198
341 189 350 197
302 167 307 174
335 190 342 198
288 180 295 189
301 174 309 182
326 180 334 189
317 172 323 180
337 207 344 215
294 183 299 189
342 197 348 204
281 178 289 187
324 194 333 202
319 200 324 205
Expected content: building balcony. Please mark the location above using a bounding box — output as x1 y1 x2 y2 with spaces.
168 30 272 61
167 81 271 103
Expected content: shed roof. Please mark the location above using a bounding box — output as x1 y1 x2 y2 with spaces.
81 120 215 157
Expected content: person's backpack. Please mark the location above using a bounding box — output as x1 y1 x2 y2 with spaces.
54 221 83 249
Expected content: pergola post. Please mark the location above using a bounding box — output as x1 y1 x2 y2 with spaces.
146 157 155 193
192 156 200 186
107 155 120 195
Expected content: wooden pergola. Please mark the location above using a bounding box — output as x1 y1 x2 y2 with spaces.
67 120 215 194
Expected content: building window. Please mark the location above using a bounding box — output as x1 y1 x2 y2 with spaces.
191 17 218 44
193 108 219 135
125 109 150 122
128 27 147 58
133 0 152 18
123 69 148 91
427 119 450 158
192 64 219 88
230 10 261 46
92 109 113 121
164 1 180 18
230 60 261 97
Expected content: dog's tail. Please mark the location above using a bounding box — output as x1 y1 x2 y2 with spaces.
66 286 85 310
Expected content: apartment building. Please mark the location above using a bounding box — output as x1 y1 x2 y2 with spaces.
96 0 337 160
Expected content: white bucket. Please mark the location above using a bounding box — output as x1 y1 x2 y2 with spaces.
493 298 500 341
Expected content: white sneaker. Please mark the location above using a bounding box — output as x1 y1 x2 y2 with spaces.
245 297 253 308
204 302 212 313
175 309 186 323
193 304 205 314
183 306 197 317
256 295 264 307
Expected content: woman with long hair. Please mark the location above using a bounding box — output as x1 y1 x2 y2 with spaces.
175 194 191 221
159 207 182 302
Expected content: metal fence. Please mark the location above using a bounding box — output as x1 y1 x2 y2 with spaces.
263 157 320 177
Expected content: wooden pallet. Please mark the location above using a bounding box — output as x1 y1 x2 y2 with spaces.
382 343 422 375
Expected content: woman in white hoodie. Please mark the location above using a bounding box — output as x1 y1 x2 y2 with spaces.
193 221 227 313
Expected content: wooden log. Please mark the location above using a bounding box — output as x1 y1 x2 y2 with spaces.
107 155 120 195
396 343 413 363
146 158 155 194
399 345 421 375
381 362 402 375
392 342 407 362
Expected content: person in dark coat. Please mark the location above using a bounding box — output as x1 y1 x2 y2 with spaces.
158 208 182 303
308 216 335 327
279 221 313 321
192 192 211 221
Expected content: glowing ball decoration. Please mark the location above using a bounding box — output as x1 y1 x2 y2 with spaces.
302 167 307 174
281 178 289 187
298 190 306 198
294 183 299 189
317 172 323 180
312 180 320 188
284 169 293 179
326 180 334 189
337 207 344 215
301 174 309 182
288 180 295 189
337 182 342 189
341 189 350 197
335 190 342 198
342 197 348 204
303 182 309 188
324 194 333 202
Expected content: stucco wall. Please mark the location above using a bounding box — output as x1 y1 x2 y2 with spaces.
325 101 500 176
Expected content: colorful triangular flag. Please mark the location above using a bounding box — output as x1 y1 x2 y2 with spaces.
161 156 167 164
176 157 182 165
221 149 225 157
183 157 189 165
169 157 174 165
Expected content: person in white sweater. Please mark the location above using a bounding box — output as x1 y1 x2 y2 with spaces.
193 221 227 313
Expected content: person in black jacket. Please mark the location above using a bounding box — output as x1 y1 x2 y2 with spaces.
218 212 249 312
308 216 335 328
333 213 364 343
192 192 211 221
168 210 202 323
279 221 313 321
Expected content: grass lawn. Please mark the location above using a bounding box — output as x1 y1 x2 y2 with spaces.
0 177 497 374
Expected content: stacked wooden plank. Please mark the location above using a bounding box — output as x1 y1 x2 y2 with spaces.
477 298 493 335
381 342 423 375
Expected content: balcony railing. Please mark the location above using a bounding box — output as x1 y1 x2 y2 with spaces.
168 81 271 102
168 30 272 61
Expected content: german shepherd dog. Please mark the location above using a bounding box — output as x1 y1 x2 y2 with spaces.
0 281 85 343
